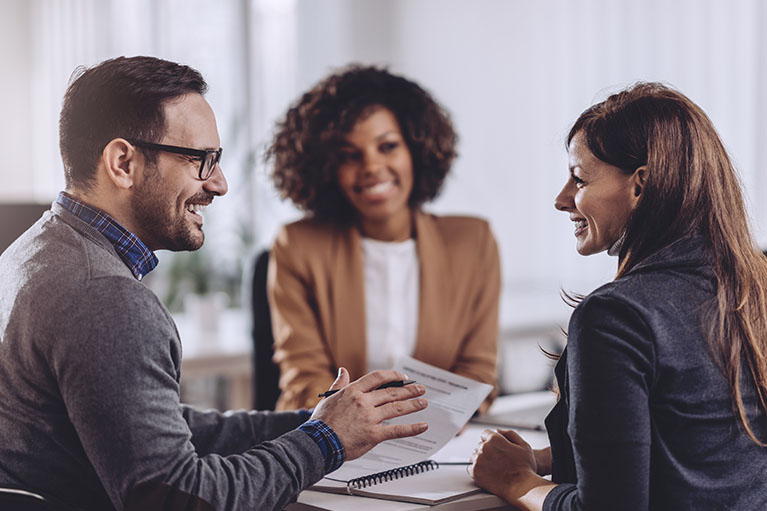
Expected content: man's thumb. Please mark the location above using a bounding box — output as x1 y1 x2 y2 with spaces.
330 367 350 390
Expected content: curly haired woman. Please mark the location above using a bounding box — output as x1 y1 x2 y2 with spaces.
265 65 500 411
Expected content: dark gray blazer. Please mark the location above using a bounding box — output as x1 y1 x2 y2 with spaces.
544 235 767 511
0 204 325 511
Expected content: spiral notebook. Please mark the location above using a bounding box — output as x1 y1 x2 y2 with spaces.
312 461 488 505
309 357 494 505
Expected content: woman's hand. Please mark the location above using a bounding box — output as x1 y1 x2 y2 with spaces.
468 429 556 511
533 446 552 476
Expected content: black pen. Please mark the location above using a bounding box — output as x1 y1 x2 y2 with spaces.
317 379 417 398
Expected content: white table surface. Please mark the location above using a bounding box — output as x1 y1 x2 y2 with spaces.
289 393 554 511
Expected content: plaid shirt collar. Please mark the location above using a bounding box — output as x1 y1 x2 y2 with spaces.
57 192 158 281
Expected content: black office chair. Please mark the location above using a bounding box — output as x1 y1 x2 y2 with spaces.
250 249 281 411
0 202 51 255
0 487 60 511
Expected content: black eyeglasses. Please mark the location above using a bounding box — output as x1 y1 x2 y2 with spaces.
128 139 223 180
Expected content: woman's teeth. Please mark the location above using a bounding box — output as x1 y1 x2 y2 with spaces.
362 181 393 195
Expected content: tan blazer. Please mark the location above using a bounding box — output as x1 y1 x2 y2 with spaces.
268 211 501 412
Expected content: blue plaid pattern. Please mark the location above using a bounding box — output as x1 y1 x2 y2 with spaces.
298 419 346 474
57 192 158 281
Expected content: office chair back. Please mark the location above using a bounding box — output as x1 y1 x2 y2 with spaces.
0 203 51 255
251 250 281 410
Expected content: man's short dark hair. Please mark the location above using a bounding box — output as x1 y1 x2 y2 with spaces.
59 56 207 189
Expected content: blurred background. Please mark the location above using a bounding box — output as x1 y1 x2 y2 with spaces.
1 0 765 408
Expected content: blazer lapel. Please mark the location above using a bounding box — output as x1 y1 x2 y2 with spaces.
412 212 453 369
331 226 368 380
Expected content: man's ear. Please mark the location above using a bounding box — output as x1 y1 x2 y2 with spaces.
101 138 140 190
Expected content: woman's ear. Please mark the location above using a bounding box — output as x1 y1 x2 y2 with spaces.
633 165 647 198
101 138 139 190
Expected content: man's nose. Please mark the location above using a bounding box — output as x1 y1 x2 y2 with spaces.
204 163 228 196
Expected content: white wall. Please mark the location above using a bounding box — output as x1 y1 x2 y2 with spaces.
251 0 766 329
0 0 35 202
2 0 764 329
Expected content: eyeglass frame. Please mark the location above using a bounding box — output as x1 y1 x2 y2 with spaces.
127 139 223 180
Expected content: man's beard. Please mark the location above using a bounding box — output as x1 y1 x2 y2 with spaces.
132 167 211 252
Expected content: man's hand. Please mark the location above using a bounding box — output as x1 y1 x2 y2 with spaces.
310 368 428 460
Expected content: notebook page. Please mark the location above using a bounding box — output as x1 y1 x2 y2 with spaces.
329 357 492 482
353 465 482 503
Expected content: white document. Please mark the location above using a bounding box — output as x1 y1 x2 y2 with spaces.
328 356 492 482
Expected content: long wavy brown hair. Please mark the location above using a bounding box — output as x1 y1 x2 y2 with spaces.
569 82 767 444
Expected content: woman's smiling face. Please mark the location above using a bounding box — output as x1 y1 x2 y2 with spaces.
555 131 641 256
336 106 414 240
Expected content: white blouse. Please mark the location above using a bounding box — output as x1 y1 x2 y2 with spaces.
361 237 420 371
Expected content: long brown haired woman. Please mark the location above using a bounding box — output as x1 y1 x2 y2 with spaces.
468 83 767 510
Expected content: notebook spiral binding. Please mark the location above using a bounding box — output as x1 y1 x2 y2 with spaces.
346 460 439 492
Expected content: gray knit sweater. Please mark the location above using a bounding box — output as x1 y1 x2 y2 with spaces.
0 204 326 510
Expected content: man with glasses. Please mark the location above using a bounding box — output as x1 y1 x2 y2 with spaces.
0 56 428 511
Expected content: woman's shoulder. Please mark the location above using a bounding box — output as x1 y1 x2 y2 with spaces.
578 270 689 313
416 213 499 275
271 218 353 271
592 248 713 305
574 280 645 319
572 260 714 339
424 212 491 229
419 212 495 244
275 217 347 245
